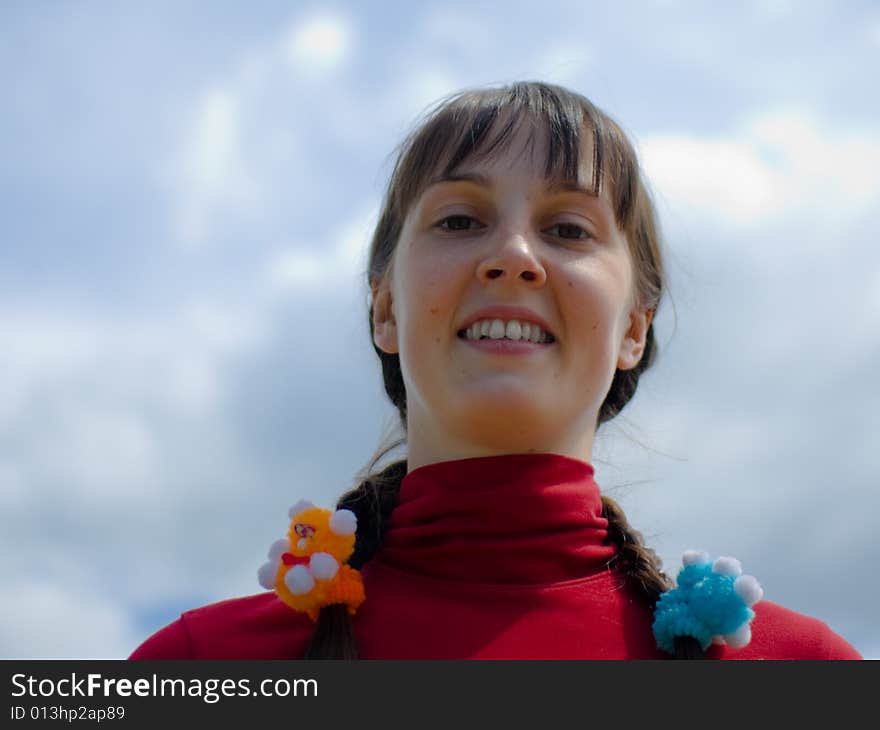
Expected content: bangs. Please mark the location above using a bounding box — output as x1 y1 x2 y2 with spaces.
390 82 639 231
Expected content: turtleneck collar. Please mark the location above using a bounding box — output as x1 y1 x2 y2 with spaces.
373 452 617 585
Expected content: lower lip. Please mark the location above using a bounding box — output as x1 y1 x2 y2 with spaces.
458 335 554 354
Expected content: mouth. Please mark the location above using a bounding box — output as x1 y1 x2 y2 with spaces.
456 329 556 345
455 331 555 356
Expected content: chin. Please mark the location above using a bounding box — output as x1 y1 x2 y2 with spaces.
454 395 554 429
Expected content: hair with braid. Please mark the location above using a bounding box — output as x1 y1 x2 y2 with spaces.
303 80 700 659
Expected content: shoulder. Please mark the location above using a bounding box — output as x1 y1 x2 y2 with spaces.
128 592 316 660
710 600 862 660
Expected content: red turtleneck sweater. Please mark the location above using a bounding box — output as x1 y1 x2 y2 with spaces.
129 454 862 659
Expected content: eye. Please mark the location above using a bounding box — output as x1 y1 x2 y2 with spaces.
545 222 594 241
434 215 485 233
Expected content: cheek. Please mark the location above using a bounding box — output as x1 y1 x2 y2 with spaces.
563 272 625 349
398 255 460 337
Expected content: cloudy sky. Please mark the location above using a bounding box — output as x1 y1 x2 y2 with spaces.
2 0 878 659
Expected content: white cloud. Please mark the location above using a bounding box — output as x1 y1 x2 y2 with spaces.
167 11 358 250
0 582 140 659
642 134 778 225
0 297 280 657
182 299 269 355
397 68 463 120
162 354 223 417
189 90 239 189
0 463 27 511
36 404 160 500
281 11 353 77
0 301 268 433
867 16 880 47
336 203 377 275
266 248 329 290
175 88 262 247
751 0 796 20
747 110 880 214
871 268 880 324
640 109 880 233
263 202 376 298
0 314 100 427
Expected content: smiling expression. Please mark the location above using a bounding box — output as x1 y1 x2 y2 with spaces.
371 117 653 468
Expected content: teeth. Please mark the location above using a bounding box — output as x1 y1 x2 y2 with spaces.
463 318 552 343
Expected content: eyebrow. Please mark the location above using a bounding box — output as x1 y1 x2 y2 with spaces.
426 171 598 198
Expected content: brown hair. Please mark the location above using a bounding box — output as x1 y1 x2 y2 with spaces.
302 80 700 659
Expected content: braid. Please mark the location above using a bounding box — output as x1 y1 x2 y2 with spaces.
302 459 407 659
601 495 706 658
338 460 407 570
601 494 670 605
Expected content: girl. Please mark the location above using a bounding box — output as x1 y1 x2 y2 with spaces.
130 81 861 660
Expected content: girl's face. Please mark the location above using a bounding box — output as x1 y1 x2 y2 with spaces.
372 121 653 471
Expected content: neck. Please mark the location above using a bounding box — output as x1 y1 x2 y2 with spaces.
404 413 597 473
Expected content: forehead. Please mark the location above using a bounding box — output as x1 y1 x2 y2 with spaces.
419 116 598 201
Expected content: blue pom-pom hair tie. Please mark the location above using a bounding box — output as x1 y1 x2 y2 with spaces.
652 550 764 655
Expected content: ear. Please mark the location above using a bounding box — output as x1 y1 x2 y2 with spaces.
371 277 399 355
616 306 654 371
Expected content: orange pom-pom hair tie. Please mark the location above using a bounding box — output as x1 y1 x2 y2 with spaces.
257 499 365 622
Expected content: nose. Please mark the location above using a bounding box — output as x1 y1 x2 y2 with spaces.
476 229 547 286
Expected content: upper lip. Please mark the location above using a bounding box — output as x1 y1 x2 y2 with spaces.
458 305 557 339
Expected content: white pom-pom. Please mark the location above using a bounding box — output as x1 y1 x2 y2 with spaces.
288 499 316 519
285 565 315 595
309 552 340 580
257 560 279 590
724 623 752 649
267 538 290 561
712 556 743 576
328 509 357 536
682 549 710 566
734 574 764 606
